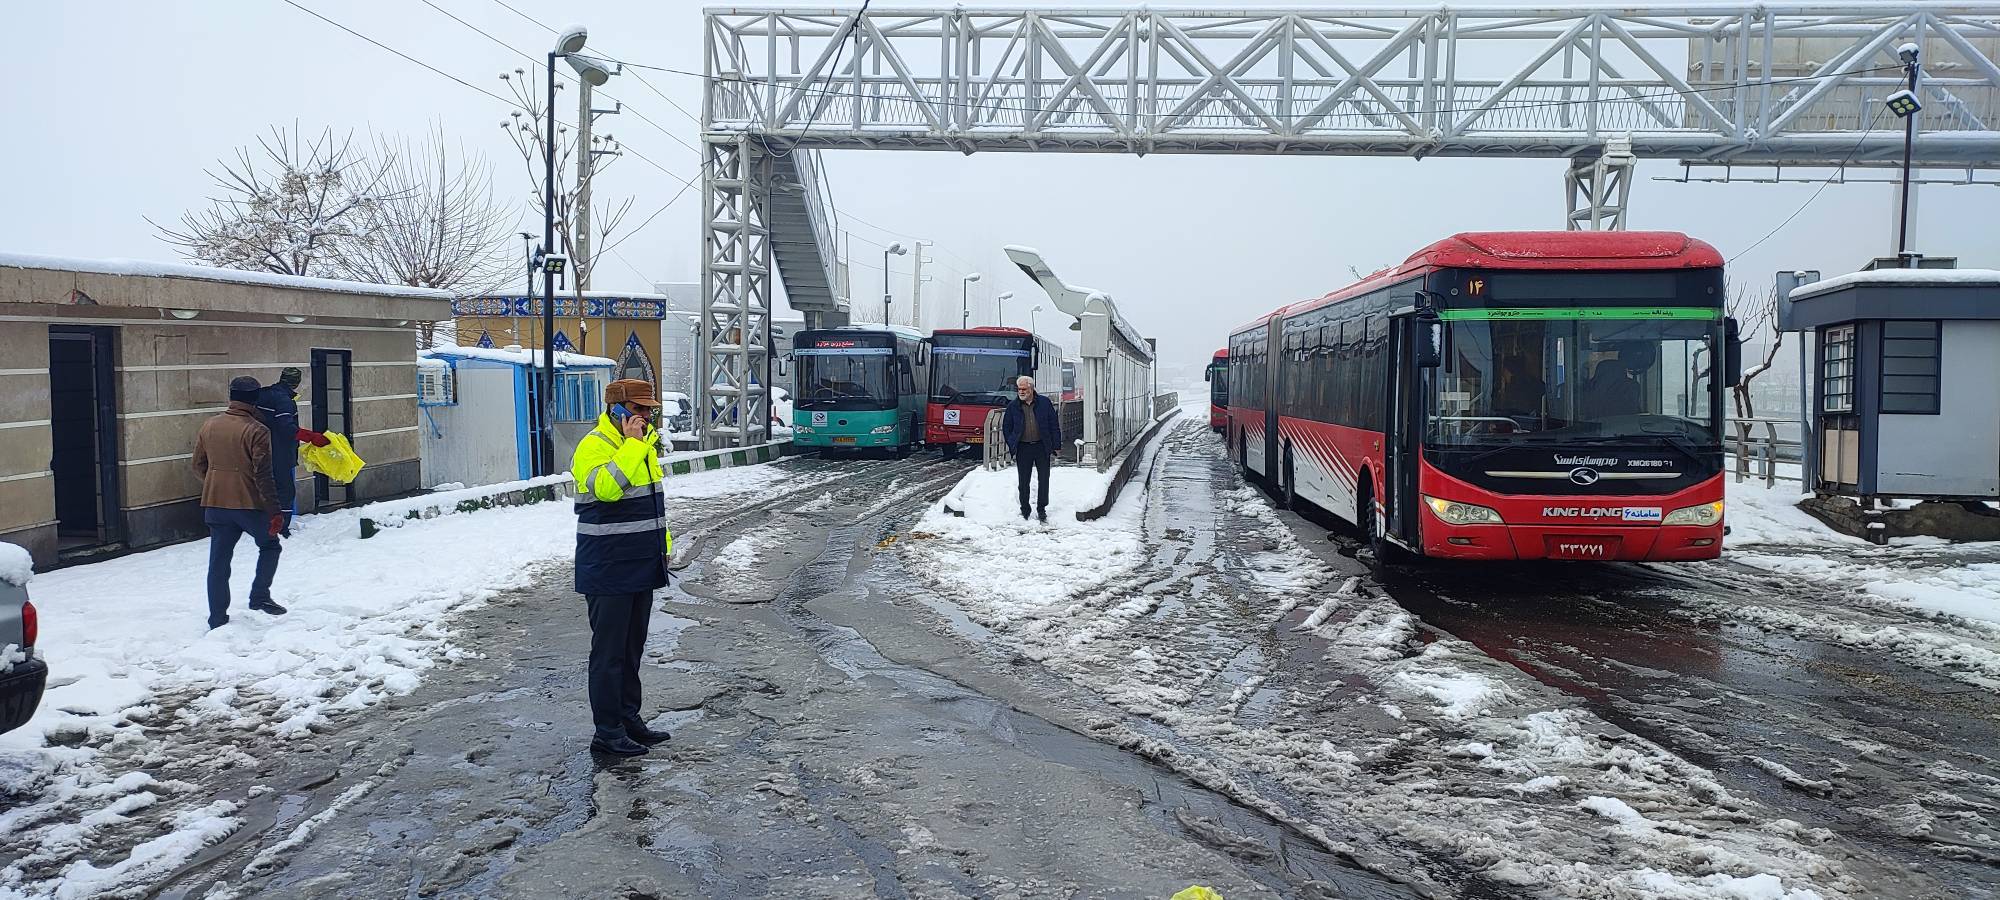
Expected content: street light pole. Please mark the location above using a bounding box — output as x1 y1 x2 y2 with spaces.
541 48 559 476
1895 42 1922 263
1030 304 1042 335
961 272 981 328
995 291 1014 327
882 242 906 325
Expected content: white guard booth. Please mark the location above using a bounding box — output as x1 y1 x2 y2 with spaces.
417 346 615 488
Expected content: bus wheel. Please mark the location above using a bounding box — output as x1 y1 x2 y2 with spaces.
1236 433 1249 480
1281 446 1298 510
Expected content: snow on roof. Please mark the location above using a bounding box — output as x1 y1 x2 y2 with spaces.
471 289 676 301
1791 267 2000 300
0 252 455 301
0 541 30 586
421 346 616 368
416 357 450 371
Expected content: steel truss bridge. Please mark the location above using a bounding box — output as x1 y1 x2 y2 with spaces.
693 4 2000 446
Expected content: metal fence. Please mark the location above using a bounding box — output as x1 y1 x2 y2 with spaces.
1728 417 1804 487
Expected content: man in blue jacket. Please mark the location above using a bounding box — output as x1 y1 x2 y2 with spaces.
254 367 328 535
1002 375 1062 523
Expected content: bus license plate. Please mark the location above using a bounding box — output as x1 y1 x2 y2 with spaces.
833 436 856 444
1547 537 1617 559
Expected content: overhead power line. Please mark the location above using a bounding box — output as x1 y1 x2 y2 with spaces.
1729 104 1892 264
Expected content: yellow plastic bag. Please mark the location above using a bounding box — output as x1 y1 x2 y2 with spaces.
1171 888 1222 900
300 432 366 484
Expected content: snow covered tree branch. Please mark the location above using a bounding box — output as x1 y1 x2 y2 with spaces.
1726 283 1785 419
337 128 518 303
153 125 397 278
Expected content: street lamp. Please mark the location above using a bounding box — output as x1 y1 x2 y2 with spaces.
961 272 981 328
535 25 617 474
1030 304 1043 335
1887 41 1923 265
995 291 1014 327
882 242 906 325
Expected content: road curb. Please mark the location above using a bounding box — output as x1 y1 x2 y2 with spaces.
1076 409 1182 522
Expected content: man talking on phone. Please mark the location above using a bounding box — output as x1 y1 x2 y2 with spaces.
569 379 675 757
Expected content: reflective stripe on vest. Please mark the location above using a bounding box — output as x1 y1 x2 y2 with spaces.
577 518 666 536
574 481 658 506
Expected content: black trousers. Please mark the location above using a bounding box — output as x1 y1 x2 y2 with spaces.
585 591 653 742
204 507 281 627
1016 440 1052 516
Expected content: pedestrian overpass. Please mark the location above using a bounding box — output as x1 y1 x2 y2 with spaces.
694 3 2000 446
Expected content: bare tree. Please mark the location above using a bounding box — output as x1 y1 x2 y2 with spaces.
154 125 395 277
1727 283 1785 419
339 129 518 305
498 67 633 297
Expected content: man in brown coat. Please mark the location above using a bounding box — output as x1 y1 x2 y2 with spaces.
192 376 287 629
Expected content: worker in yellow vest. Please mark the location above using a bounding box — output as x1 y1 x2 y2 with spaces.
569 378 675 757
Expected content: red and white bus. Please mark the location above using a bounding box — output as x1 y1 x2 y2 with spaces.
1205 348 1229 431
924 326 1065 448
1225 231 1740 562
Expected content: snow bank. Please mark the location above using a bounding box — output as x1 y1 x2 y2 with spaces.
1725 481 1858 547
0 252 452 300
0 542 31 587
915 466 1143 626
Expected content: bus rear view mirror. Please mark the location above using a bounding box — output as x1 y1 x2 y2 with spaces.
1724 316 1743 387
1416 313 1443 369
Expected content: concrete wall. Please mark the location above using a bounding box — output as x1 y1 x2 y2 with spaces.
1876 321 2000 497
0 259 449 568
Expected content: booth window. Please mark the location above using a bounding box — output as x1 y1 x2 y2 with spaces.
1880 320 1941 415
555 371 608 422
1821 325 1855 413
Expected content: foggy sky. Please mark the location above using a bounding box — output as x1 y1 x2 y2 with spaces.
5 1 1995 380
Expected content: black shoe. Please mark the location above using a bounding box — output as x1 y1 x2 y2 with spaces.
625 723 672 745
249 599 288 616
1036 509 1048 523
1020 509 1031 521
590 736 649 757
208 617 230 630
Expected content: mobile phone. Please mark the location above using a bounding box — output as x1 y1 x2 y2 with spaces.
612 403 634 420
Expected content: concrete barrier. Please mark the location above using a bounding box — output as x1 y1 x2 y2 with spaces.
1075 406 1182 522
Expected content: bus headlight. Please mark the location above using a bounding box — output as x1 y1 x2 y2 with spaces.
1663 501 1723 526
1424 496 1504 525
870 424 896 434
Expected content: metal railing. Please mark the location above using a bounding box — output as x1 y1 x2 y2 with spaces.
1728 417 1804 487
981 409 1012 471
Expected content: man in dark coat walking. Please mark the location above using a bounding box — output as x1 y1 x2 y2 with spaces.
254 367 329 535
192 376 287 629
1002 375 1062 522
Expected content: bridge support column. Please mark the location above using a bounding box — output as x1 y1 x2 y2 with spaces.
698 136 774 449
1564 136 1636 231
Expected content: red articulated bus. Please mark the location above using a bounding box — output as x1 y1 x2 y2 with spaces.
925 326 1064 449
1224 231 1741 562
1205 348 1229 431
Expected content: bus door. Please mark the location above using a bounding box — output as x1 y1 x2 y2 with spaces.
1263 317 1283 477
1384 312 1428 545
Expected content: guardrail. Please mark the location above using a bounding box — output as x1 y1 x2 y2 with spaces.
1728 417 1803 487
981 409 1012 471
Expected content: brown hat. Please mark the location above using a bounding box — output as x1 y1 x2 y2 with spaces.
604 378 661 408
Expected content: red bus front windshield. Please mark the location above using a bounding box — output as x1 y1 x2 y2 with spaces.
1429 272 1724 450
932 336 1030 407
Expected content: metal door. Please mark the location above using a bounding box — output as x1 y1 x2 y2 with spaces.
311 349 353 507
1263 317 1282 477
1386 314 1424 546
48 326 122 549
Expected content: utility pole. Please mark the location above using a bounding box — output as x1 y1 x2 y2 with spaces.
1893 42 1923 265
910 240 932 331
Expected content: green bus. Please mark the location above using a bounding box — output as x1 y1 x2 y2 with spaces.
788 326 930 454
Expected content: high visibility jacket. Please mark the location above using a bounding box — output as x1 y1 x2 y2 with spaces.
569 414 672 595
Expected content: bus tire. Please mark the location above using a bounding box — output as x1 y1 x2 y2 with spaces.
1281 445 1298 510
1236 432 1249 480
